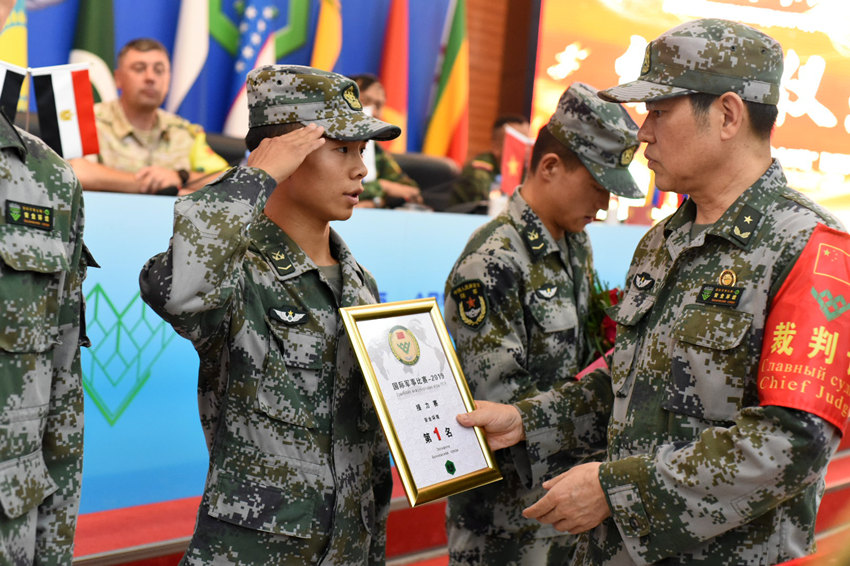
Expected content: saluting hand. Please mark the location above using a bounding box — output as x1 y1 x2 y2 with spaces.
456 399 525 450
246 123 326 184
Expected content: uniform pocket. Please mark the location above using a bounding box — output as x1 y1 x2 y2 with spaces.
206 470 317 538
0 228 69 353
257 320 323 428
0 449 59 519
665 304 753 422
527 288 578 333
608 292 655 397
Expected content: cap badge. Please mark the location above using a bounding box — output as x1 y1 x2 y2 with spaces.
641 46 651 75
342 85 362 110
718 269 737 287
620 146 637 167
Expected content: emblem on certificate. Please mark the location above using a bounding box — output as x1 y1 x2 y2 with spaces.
340 298 502 507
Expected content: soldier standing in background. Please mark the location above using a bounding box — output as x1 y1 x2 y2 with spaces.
140 65 401 565
457 19 850 565
0 0 93 560
444 83 642 565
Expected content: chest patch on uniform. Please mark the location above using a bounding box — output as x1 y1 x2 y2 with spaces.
388 325 420 366
269 306 308 325
730 205 762 246
536 284 558 300
451 279 488 329
268 248 295 276
523 226 546 257
5 200 53 231
633 272 655 291
696 284 743 308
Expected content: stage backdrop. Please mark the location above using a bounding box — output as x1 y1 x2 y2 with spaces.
78 191 647 513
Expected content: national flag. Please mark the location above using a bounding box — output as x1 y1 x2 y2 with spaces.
222 1 285 138
31 64 99 159
378 0 408 153
69 0 116 103
757 223 850 433
422 0 469 165
0 0 28 117
310 0 342 71
0 60 26 122
166 0 209 114
500 124 531 195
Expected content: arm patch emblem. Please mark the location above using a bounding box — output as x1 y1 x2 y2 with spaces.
450 279 488 329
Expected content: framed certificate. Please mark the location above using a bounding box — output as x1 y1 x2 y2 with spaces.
340 298 502 507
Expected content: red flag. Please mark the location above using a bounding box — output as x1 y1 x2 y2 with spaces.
500 124 531 196
379 0 408 153
758 223 850 433
31 63 99 159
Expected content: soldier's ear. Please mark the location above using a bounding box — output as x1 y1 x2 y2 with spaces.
538 152 561 180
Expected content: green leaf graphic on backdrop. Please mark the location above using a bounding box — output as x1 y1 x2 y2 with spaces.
82 284 176 425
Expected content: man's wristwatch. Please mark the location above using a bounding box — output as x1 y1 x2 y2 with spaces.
176 169 190 185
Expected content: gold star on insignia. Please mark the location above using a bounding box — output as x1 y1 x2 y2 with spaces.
288 310 294 317
744 215 753 224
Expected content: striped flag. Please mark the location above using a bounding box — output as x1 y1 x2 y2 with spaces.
379 0 408 153
166 0 208 114
31 64 99 159
310 0 342 71
0 0 27 118
422 0 468 165
69 0 116 103
0 61 26 122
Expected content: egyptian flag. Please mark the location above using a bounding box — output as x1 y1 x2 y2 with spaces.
31 63 99 159
0 60 26 123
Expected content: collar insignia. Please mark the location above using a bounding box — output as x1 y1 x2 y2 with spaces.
730 205 761 246
269 248 295 276
524 226 547 256
269 306 309 325
633 272 655 290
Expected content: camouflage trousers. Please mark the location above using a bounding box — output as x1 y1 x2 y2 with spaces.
447 522 576 566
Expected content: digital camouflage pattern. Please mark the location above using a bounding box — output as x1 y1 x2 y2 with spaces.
444 190 608 565
449 151 498 207
88 99 229 173
360 145 418 203
247 65 400 142
0 112 90 563
516 161 845 564
547 83 641 199
139 166 391 565
598 18 783 105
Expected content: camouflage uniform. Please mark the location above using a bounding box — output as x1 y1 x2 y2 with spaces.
360 145 418 204
88 99 229 174
0 111 90 563
449 151 498 207
445 83 641 565
513 19 847 565
139 65 401 565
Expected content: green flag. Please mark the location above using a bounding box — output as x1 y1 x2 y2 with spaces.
69 0 116 102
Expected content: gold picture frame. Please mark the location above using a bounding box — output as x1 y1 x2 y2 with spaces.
340 297 501 507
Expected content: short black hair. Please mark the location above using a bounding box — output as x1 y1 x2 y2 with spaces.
117 38 169 66
492 114 528 133
245 122 303 152
349 73 380 91
529 125 582 173
688 93 777 140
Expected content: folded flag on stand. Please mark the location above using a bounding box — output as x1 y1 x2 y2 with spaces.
500 124 532 196
0 60 26 122
31 63 99 159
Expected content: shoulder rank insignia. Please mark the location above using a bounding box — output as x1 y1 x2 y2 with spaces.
523 225 547 257
269 248 295 276
6 200 53 231
536 284 558 300
633 272 655 291
451 280 488 330
730 205 761 246
269 306 309 325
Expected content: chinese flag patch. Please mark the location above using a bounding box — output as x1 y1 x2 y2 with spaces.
758 223 850 434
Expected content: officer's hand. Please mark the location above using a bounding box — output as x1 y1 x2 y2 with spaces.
380 180 423 204
522 462 611 534
135 166 181 193
246 124 326 184
456 400 525 450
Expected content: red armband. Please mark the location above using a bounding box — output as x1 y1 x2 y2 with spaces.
757 224 850 434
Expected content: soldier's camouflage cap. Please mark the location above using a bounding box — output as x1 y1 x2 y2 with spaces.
598 18 783 104
246 65 401 141
547 82 642 199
